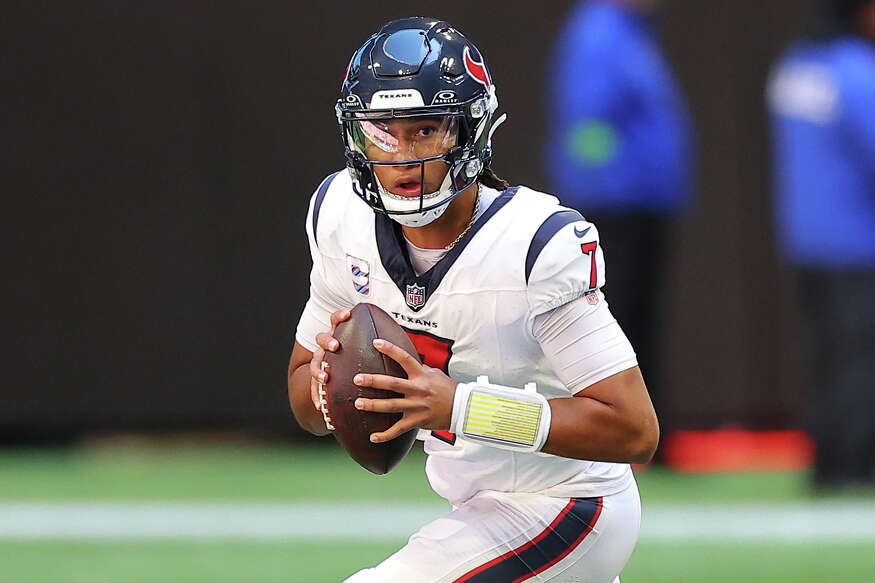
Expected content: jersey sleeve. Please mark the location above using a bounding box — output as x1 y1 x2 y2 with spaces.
294 174 349 353
525 212 606 328
533 295 637 394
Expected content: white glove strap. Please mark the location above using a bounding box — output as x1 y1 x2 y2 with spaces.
450 376 551 452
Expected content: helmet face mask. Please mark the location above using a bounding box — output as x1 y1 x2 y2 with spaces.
336 17 501 227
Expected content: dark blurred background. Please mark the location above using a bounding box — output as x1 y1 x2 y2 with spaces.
2 0 814 442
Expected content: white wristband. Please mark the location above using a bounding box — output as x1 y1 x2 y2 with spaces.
450 376 551 452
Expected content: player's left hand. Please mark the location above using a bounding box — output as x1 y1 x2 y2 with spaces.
352 338 456 443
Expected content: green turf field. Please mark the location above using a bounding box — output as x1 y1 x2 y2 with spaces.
0 441 872 582
1 540 872 583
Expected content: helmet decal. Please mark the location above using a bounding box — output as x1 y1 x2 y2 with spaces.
432 90 458 104
342 53 355 88
369 89 426 109
463 46 491 89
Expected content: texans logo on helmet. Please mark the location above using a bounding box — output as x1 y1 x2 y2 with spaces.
342 53 355 87
463 46 491 88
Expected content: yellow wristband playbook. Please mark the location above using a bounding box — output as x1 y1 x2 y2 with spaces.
449 376 552 452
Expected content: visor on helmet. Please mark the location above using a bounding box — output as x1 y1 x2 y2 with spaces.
351 116 458 163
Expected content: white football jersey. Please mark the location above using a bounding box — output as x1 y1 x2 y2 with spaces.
296 171 633 506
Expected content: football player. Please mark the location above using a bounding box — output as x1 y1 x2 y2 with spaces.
288 17 659 583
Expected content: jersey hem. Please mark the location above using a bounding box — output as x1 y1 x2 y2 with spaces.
538 465 634 500
528 287 591 323
294 331 319 354
569 360 639 395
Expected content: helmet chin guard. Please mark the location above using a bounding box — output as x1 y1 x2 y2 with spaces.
337 17 503 226
373 170 457 227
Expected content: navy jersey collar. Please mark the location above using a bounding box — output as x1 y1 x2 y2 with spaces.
376 187 519 311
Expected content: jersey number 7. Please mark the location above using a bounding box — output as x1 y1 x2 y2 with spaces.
580 241 598 290
403 329 457 445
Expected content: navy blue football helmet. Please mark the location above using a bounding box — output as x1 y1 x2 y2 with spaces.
337 17 505 226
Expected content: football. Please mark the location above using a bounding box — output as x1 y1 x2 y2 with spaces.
321 303 420 475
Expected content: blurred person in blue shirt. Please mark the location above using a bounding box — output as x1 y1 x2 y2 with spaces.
545 0 694 446
768 0 875 491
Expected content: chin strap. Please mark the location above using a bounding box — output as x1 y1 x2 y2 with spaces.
449 376 552 453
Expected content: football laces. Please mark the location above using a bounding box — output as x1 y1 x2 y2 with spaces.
318 361 335 431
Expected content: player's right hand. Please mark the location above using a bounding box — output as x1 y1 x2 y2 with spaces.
309 308 351 412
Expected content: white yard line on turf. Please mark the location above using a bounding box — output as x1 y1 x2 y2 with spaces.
0 501 874 542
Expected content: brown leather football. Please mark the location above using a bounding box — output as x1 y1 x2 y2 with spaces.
321 303 420 475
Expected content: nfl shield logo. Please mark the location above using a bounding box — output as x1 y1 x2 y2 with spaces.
406 283 425 310
584 290 599 305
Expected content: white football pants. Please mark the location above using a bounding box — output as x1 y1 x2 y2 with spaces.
343 481 640 583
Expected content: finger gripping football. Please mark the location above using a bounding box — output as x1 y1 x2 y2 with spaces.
322 303 420 475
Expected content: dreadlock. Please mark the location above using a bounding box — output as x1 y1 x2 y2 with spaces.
478 165 510 191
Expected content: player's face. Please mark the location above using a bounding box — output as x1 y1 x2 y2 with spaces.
358 117 457 198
